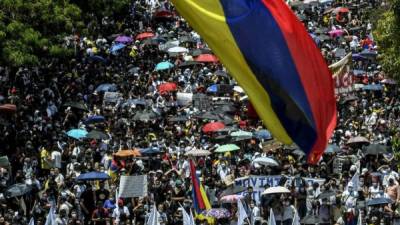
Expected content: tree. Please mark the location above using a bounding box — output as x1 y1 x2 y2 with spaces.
0 0 83 67
374 0 400 80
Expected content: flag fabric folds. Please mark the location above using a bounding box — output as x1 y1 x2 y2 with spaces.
237 199 248 225
146 204 160 225
189 159 211 213
171 0 337 164
329 53 352 78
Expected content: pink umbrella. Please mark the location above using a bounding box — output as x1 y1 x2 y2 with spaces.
220 194 244 203
328 29 344 38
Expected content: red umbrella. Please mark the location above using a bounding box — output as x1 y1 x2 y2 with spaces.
158 82 177 95
154 10 174 19
0 104 16 113
136 32 155 40
202 122 225 133
195 54 219 63
334 7 349 13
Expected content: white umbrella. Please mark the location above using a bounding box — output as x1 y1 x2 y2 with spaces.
252 157 279 167
262 186 290 195
168 46 189 53
233 86 244 93
185 148 211 157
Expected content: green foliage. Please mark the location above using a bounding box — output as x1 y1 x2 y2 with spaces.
71 0 130 20
374 0 400 80
0 0 82 67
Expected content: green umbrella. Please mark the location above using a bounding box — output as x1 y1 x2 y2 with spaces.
230 130 253 137
215 144 240 153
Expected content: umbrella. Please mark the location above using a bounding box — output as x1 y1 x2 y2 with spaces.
214 104 237 114
167 115 189 122
64 102 88 111
178 61 202 67
262 186 290 195
153 10 174 19
155 61 174 71
254 130 272 140
230 130 253 138
160 40 180 51
301 215 324 224
168 46 189 53
179 36 196 43
95 83 117 93
139 147 160 155
318 191 336 199
110 43 126 54
0 156 9 167
333 7 350 13
220 195 244 203
347 136 370 145
113 149 142 158
367 198 392 206
360 49 378 58
133 110 159 122
202 122 225 133
207 84 218 93
67 129 88 140
325 144 340 153
365 144 388 155
195 54 219 63
190 48 213 57
352 54 368 61
115 35 133 43
362 84 383 91
201 208 231 219
342 95 358 104
381 79 396 84
121 99 147 108
220 186 247 197
84 115 106 124
215 144 240 153
157 82 177 94
142 37 165 46
195 111 222 121
5 183 32 198
88 55 107 63
185 149 212 157
136 32 155 40
86 130 108 140
77 172 110 181
252 157 279 167
329 29 344 38
0 104 16 113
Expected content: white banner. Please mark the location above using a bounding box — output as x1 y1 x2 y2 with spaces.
235 175 325 203
119 175 148 198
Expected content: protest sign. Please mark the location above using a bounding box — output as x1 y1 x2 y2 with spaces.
177 92 193 106
119 175 148 198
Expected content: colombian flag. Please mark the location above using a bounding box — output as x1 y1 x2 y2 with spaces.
172 0 337 164
189 159 211 213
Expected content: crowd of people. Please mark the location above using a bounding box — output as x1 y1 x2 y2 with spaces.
0 0 398 224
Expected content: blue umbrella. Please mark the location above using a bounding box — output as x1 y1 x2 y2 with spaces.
155 61 174 71
88 55 107 63
139 147 160 155
110 43 126 55
360 49 378 58
352 54 367 61
84 115 106 124
363 84 383 91
77 172 110 181
325 144 340 153
207 84 218 93
95 83 117 93
353 69 366 76
67 129 88 140
254 129 272 140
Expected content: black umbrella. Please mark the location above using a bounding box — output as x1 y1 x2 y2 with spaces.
86 130 109 140
195 111 221 120
341 95 358 104
365 144 388 155
220 185 247 197
5 183 32 198
214 104 237 113
64 102 88 111
178 61 202 68
190 48 212 57
214 70 229 78
179 36 196 43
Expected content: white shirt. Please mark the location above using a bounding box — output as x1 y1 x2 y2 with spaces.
283 205 295 221
51 151 62 168
112 206 130 223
